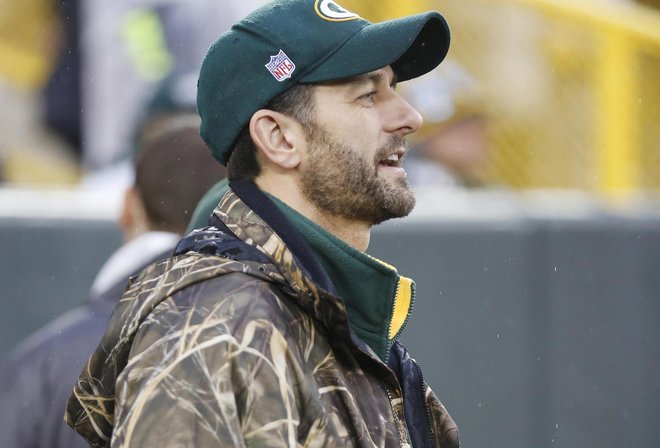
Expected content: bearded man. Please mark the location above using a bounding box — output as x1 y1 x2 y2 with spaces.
65 1 460 446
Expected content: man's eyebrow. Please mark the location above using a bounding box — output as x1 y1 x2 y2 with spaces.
352 71 384 88
329 70 399 92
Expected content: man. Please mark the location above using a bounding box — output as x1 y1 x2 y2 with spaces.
66 1 460 446
0 115 225 448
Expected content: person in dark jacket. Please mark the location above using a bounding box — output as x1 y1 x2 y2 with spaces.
66 1 460 446
0 114 226 448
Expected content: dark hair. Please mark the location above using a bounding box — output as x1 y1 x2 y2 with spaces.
227 83 316 181
134 114 227 233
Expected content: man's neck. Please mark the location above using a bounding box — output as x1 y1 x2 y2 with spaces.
256 176 371 251
303 206 371 252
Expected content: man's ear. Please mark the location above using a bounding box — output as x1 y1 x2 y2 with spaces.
119 186 149 241
249 109 304 169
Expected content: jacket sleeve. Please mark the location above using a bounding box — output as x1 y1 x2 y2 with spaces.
426 383 461 448
0 309 105 448
110 273 305 447
0 344 44 448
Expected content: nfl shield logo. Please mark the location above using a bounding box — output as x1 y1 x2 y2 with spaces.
265 50 296 82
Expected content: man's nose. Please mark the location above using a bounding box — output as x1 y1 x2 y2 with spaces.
387 92 424 137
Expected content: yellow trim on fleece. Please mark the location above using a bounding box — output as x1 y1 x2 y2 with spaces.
389 276 413 340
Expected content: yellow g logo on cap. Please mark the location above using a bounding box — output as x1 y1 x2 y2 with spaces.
314 0 360 22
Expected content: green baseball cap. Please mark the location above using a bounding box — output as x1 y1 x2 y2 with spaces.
197 0 451 165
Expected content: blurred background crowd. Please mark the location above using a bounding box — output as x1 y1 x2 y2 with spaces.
0 0 260 191
2 0 660 197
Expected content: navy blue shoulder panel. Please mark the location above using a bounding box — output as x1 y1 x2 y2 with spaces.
174 222 271 265
229 180 337 295
388 341 436 448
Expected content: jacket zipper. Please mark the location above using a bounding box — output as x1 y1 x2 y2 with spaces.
385 384 411 448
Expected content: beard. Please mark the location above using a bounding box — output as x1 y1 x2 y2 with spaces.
299 123 416 225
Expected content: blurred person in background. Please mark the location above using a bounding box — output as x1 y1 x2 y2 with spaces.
79 0 265 181
0 0 263 185
0 113 226 448
79 68 199 189
43 0 82 159
401 60 490 189
0 0 81 184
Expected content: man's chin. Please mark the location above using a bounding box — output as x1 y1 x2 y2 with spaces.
373 187 416 224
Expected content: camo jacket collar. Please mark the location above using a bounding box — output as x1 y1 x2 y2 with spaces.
210 180 360 352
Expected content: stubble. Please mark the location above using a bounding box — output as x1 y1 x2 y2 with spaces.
300 124 416 225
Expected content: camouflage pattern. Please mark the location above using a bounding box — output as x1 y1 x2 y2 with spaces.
65 189 459 447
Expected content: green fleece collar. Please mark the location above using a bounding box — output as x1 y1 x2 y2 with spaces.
268 195 414 361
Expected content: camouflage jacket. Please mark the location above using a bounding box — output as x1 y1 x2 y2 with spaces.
65 181 459 447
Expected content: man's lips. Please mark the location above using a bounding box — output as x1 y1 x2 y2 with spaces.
378 148 406 168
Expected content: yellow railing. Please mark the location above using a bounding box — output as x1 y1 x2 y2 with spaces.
505 0 660 196
506 0 660 46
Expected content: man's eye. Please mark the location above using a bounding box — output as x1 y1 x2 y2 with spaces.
359 91 377 102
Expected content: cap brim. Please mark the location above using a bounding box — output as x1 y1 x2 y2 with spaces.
300 11 450 84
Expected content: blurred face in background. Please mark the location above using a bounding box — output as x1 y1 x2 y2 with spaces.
420 114 488 177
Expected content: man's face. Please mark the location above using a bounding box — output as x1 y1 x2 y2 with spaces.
298 66 423 225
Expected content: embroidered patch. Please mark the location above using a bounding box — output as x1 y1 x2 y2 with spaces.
314 0 360 22
265 50 296 82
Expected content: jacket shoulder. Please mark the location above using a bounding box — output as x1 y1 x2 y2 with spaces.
426 384 461 448
130 269 302 354
110 271 319 446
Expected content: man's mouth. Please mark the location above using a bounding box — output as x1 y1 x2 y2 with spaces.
378 150 405 168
